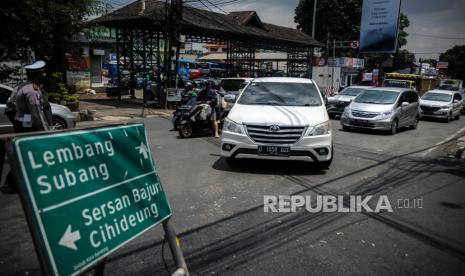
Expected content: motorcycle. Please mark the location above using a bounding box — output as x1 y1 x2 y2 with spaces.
177 103 226 138
172 96 197 130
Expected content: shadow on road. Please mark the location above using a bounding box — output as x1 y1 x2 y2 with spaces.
212 157 328 176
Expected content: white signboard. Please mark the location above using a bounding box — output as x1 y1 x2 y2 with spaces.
359 0 401 53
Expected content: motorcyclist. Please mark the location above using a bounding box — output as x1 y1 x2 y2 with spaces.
195 80 219 138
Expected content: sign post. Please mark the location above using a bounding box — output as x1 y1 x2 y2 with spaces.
5 124 188 276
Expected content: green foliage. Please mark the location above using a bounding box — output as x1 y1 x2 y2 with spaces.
47 74 78 103
0 0 110 69
440 45 465 81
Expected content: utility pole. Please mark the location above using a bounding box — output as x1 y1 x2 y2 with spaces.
312 0 317 38
165 0 183 90
331 38 335 88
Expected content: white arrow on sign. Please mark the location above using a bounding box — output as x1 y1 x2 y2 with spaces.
59 225 81 251
136 142 149 159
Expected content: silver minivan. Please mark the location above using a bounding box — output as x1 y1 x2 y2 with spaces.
340 87 419 135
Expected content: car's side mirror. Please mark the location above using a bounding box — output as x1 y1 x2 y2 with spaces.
401 102 409 107
224 94 236 103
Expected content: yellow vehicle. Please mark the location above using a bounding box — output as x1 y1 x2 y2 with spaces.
383 73 437 95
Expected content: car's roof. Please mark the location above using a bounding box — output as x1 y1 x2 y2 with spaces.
0 84 13 91
368 87 410 93
425 89 457 95
220 78 253 81
252 77 313 83
344 85 372 89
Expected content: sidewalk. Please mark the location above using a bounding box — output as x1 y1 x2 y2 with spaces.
78 92 173 123
447 135 465 161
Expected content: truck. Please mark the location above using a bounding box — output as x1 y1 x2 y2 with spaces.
383 73 437 95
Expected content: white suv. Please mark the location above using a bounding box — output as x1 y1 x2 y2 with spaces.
221 77 333 169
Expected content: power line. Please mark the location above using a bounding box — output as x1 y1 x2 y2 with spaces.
203 0 228 14
409 33 465 40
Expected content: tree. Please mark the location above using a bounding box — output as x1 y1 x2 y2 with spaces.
440 45 465 81
295 0 362 42
0 0 109 72
294 0 411 71
295 0 409 49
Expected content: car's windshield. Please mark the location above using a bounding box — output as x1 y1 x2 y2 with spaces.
340 87 367 96
384 80 411 88
421 92 452 102
221 79 246 92
354 90 400 105
237 82 322 106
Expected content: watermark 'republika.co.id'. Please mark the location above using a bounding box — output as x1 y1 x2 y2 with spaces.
264 195 423 213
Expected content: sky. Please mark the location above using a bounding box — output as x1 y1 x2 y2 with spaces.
110 0 465 59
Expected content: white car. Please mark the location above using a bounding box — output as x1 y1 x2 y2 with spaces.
221 77 333 169
419 90 463 122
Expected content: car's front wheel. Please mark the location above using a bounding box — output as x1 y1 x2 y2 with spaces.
52 117 67 130
389 119 398 135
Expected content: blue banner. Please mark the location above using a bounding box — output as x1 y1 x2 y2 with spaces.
359 0 401 53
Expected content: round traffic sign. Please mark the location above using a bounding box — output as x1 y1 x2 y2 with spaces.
350 40 360 49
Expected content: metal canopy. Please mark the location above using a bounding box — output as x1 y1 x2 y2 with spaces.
94 0 321 93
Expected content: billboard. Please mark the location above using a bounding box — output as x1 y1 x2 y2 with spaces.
359 0 401 53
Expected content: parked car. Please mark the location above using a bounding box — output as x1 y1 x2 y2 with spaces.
340 87 419 135
419 90 462 122
326 86 371 118
460 91 465 114
220 77 333 169
0 84 76 132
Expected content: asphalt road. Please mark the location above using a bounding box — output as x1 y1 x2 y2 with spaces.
0 116 464 275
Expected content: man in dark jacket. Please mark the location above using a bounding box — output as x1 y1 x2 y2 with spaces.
196 81 220 137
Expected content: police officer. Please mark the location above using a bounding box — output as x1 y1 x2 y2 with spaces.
14 60 49 132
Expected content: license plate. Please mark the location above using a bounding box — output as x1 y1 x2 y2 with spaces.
258 146 290 156
354 119 369 124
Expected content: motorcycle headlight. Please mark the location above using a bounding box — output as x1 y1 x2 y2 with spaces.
309 121 331 136
377 111 392 119
223 118 244 134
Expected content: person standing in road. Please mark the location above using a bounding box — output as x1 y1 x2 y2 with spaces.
1 60 50 194
14 60 49 132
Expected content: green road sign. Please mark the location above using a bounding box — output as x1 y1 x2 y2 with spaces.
11 124 172 276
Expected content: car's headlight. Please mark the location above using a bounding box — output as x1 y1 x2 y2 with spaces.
377 111 392 119
309 121 331 136
223 118 244 134
440 105 451 109
343 107 351 117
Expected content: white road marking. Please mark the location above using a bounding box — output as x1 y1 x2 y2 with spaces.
421 125 465 157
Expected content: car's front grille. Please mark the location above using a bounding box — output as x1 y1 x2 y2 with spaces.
351 110 378 118
420 105 440 112
245 125 305 145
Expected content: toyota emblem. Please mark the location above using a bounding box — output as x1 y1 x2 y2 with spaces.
269 125 280 132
